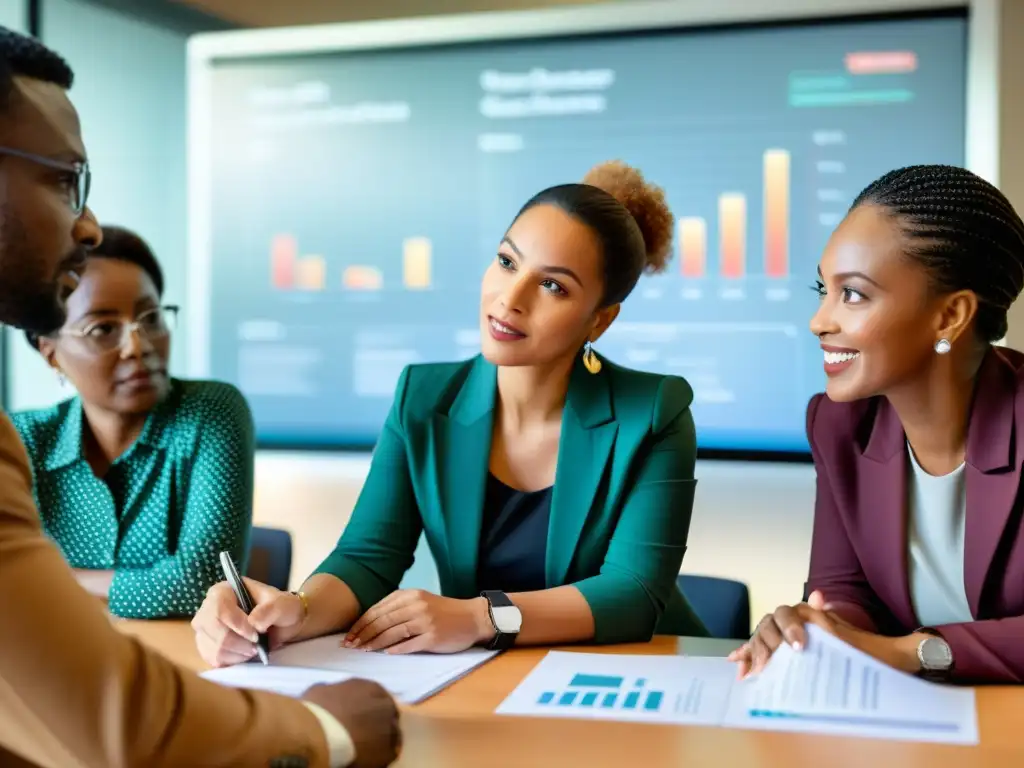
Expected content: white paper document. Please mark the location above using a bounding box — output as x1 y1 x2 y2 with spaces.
201 633 499 703
496 626 978 745
495 651 738 725
721 624 978 744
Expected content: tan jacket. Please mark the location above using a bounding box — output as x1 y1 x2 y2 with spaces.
0 409 329 768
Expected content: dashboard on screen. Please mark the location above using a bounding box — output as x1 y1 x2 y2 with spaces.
193 11 967 454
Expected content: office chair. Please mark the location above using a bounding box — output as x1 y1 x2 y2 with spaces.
247 526 293 591
677 574 751 640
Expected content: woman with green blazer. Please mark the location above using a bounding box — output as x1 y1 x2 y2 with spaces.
193 160 707 664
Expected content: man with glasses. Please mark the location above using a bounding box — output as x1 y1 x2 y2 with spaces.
0 26 400 768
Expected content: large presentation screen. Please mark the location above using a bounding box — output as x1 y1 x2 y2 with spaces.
192 12 966 452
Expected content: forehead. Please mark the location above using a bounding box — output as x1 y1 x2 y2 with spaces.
3 76 84 157
65 259 158 316
820 203 919 281
507 204 602 275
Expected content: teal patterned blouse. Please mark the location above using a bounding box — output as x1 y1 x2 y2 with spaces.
11 379 254 619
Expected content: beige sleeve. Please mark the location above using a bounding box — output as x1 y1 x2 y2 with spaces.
0 410 330 768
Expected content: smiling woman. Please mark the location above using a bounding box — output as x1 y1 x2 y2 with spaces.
10 224 255 619
191 160 708 668
730 165 1024 685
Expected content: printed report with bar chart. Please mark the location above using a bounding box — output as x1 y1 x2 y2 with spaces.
198 12 966 451
496 627 978 745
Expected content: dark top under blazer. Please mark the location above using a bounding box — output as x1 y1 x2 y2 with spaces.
315 353 708 643
805 345 1024 683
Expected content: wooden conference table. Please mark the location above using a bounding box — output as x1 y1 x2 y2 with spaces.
118 620 1022 767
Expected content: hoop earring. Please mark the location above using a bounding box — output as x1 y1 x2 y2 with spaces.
934 338 951 355
582 341 602 374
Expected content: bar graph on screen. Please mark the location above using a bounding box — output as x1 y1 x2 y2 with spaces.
270 234 326 291
676 148 790 280
267 234 434 292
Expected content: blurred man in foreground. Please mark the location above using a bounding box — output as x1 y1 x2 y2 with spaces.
0 26 400 768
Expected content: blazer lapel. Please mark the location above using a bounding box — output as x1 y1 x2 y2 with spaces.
547 357 618 587
432 357 496 598
963 349 1019 618
859 398 915 628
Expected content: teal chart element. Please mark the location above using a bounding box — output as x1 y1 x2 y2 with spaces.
537 674 664 713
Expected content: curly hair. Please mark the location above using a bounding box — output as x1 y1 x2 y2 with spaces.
513 160 674 306
851 164 1024 342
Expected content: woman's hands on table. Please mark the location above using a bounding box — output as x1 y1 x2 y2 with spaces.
344 589 495 654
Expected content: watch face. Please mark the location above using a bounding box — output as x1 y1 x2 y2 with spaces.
920 637 953 670
491 604 523 633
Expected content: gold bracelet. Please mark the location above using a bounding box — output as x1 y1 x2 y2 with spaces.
291 590 309 625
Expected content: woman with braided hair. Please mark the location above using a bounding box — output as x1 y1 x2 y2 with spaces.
730 164 1024 684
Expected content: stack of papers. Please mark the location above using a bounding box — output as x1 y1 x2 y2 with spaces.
201 633 499 703
495 625 978 744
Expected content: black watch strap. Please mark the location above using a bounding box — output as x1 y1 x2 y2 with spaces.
481 590 517 650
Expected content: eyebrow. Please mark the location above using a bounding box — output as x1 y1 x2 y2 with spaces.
501 235 584 288
78 309 120 320
817 265 883 289
54 149 87 164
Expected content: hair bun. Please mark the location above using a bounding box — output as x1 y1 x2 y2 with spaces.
583 160 673 274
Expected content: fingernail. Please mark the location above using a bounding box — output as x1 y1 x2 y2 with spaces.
351 638 361 648
792 641 803 651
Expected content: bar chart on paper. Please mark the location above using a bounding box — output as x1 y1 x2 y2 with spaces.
536 674 666 713
496 651 737 725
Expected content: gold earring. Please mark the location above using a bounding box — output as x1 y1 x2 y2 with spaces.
582 341 602 374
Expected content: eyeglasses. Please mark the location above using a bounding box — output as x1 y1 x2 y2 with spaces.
0 145 91 215
62 305 178 354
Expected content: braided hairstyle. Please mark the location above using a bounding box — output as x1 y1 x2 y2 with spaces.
851 164 1024 342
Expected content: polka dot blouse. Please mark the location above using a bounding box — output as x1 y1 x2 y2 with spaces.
11 379 255 619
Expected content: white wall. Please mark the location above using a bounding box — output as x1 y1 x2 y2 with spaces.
6 0 189 411
0 0 25 33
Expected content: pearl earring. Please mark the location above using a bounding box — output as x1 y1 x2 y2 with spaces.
934 338 951 355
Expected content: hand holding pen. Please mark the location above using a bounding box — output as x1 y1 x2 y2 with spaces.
192 561 308 668
217 551 271 665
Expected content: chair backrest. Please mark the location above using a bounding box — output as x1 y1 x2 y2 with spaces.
247 526 293 591
677 574 751 640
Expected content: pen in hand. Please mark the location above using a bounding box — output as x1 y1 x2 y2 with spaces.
219 550 271 665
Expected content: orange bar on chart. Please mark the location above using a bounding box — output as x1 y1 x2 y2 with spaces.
718 193 746 278
271 234 297 289
295 256 326 290
763 149 790 278
403 237 432 289
679 218 706 277
343 265 383 290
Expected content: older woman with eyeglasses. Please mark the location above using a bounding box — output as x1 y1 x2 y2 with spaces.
10 225 255 619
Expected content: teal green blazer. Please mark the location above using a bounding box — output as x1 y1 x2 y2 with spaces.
315 353 708 642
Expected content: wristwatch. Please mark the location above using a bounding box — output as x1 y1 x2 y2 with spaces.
916 634 954 681
480 590 522 650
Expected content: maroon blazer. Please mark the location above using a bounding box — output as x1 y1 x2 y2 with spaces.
805 345 1024 684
